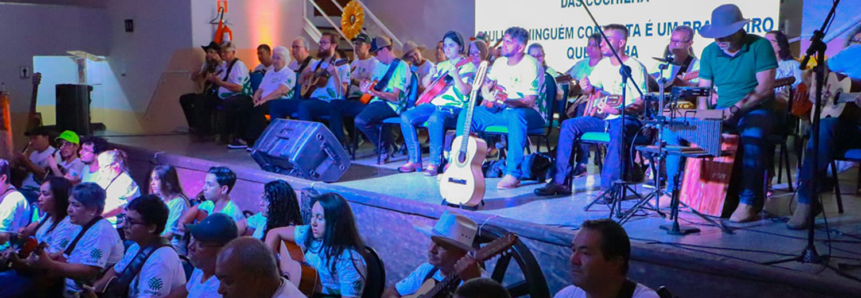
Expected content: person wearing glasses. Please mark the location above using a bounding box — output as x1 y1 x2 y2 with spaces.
649 25 700 89
46 130 86 184
292 33 350 125
167 213 239 298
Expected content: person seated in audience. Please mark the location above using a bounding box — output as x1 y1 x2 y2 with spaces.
0 177 73 292
435 40 447 63
239 45 297 150
95 149 141 228
149 164 192 255
403 40 435 91
527 43 564 103
46 130 85 184
382 211 483 298
27 183 124 297
555 219 658 298
212 42 253 148
329 33 376 146
253 44 273 74
237 180 302 240
356 36 411 164
180 42 224 137
1 159 32 247
166 213 239 298
399 31 475 175
79 136 109 184
265 193 368 298
180 166 245 228
14 126 56 202
468 39 489 67
288 37 314 74
453 278 511 298
215 237 305 298
89 195 186 297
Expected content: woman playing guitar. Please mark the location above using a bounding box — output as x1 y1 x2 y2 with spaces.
398 31 476 175
265 193 368 298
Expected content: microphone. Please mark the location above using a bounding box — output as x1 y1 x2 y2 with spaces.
652 56 679 65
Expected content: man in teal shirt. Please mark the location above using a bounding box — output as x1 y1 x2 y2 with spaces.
663 4 777 223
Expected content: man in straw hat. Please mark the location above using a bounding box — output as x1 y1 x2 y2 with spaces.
662 4 777 223
382 211 484 298
403 40 435 88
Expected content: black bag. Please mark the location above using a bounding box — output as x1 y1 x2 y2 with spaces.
520 153 554 182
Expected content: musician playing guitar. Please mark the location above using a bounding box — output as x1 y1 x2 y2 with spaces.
381 212 484 298
535 24 647 196
649 25 700 89
294 33 351 130
455 27 545 190
663 4 778 223
180 41 223 137
398 31 476 175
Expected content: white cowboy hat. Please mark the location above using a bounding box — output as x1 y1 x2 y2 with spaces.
414 211 477 252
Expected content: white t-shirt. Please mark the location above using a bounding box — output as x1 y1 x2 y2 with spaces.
369 59 411 113
198 199 245 223
411 60 435 84
272 277 306 298
0 190 31 236
775 59 802 102
163 196 190 255
113 244 187 298
395 262 488 296
294 225 367 297
34 215 75 254
217 59 251 99
97 172 141 227
288 58 319 73
487 55 543 118
81 165 100 184
61 218 124 297
588 56 649 121
259 66 296 101
349 56 379 98
22 147 58 189
427 59 477 107
305 60 351 102
186 268 222 298
246 212 267 240
58 156 86 182
253 63 272 74
649 56 701 85
554 284 659 298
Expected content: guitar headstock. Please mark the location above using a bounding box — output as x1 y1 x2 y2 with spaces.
474 233 518 261
32 73 42 85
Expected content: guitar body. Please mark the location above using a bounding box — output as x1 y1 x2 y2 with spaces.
280 240 319 297
301 59 349 99
359 80 378 105
440 135 487 207
402 279 437 298
812 72 860 120
415 76 449 106
583 93 622 119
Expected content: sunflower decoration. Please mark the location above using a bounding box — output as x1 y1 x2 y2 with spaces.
341 0 365 40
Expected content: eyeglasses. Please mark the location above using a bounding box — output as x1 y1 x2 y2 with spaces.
670 39 691 45
850 38 861 44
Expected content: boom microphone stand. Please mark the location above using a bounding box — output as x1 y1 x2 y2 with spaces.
765 0 838 267
577 0 648 220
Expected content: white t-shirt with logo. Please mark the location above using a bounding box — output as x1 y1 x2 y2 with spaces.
588 56 649 121
163 196 190 255
294 225 367 297
113 244 187 298
58 156 86 182
258 66 297 101
253 63 272 74
186 268 222 298
554 284 659 298
34 215 75 254
22 147 57 189
217 59 250 99
349 56 379 98
97 172 141 227
197 199 245 223
487 55 543 119
427 59 477 107
0 190 31 237
306 60 351 102
61 218 124 297
411 60 435 85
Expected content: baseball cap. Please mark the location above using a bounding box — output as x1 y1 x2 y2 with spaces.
201 41 222 52
24 126 52 137
370 36 393 53
352 33 371 44
55 130 79 145
185 213 238 245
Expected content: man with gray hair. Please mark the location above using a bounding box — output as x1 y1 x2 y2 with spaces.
269 37 318 121
455 26 545 189
215 237 305 298
649 25 699 89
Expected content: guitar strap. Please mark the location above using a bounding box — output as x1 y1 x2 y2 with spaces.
615 279 638 298
63 216 103 256
422 266 440 283
205 58 238 97
374 59 402 92
680 55 695 75
298 56 314 74
102 239 172 298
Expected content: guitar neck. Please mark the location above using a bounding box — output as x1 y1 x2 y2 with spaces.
459 62 489 153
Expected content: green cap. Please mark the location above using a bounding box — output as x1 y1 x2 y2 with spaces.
55 130 79 145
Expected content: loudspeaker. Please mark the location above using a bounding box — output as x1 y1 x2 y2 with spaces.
56 84 93 135
251 119 350 182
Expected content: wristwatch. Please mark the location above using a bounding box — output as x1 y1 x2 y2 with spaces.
729 106 740 114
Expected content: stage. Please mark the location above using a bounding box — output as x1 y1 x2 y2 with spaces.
107 132 861 297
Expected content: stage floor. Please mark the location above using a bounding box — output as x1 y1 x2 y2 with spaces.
106 132 861 294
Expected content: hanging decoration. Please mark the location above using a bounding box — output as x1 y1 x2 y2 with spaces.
341 0 365 40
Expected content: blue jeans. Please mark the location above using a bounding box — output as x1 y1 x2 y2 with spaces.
0 270 34 297
553 116 641 190
455 106 544 179
296 98 333 121
401 105 461 165
330 100 368 143
665 106 774 205
797 117 861 204
268 99 303 120
355 101 399 154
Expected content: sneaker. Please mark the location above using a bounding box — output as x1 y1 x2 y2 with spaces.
227 138 248 149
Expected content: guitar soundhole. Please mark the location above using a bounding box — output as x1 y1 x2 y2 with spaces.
458 151 467 164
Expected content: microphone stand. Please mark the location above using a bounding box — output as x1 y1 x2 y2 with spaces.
577 0 648 221
764 0 839 267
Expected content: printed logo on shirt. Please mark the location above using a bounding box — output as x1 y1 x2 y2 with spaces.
148 277 164 292
89 248 103 262
59 238 70 248
352 280 364 295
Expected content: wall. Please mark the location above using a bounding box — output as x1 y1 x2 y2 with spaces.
801 0 861 57
361 0 475 59
190 0 305 53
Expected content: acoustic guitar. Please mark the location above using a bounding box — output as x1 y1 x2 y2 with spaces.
25 73 42 132
300 58 350 99
279 240 319 297
403 233 519 298
358 80 378 104
440 61 490 207
808 72 861 120
415 58 471 106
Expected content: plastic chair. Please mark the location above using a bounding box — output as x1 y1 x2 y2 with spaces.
361 246 386 298
376 71 420 164
482 72 558 155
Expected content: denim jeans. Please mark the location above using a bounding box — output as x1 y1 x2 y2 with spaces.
401 104 461 165
455 106 544 179
179 93 218 135
330 100 368 144
356 101 399 154
797 117 861 204
268 98 303 120
553 116 641 190
0 270 34 297
664 106 774 206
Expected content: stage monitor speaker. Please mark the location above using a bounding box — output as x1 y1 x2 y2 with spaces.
56 84 93 135
251 119 350 182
